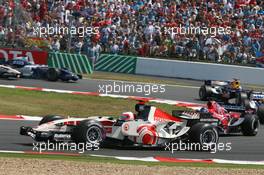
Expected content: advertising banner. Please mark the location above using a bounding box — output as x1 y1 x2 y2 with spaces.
0 48 48 64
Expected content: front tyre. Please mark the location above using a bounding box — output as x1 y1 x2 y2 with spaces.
236 92 249 106
189 123 219 150
199 85 211 101
39 115 64 125
72 120 105 145
241 114 259 136
257 105 264 124
34 115 64 142
77 74 83 79
47 68 59 81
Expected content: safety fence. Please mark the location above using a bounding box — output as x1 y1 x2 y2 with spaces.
93 54 264 85
48 52 93 74
95 54 137 74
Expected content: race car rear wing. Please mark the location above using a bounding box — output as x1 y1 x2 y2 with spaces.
204 80 229 86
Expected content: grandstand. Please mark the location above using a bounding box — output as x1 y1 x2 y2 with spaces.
0 0 263 66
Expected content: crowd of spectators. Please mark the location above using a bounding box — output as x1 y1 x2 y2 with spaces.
0 0 263 65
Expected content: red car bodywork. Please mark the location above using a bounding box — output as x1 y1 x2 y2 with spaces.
207 101 241 128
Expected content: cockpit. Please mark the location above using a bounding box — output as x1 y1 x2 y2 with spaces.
135 103 151 121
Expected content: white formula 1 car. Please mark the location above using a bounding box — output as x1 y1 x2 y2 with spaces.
20 102 219 148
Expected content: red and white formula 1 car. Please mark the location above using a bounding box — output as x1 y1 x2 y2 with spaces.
20 102 219 148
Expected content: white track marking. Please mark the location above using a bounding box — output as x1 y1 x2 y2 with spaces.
213 159 264 165
0 150 24 154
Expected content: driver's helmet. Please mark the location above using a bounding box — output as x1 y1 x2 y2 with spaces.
200 107 208 113
207 101 218 110
120 112 135 120
230 79 241 90
207 101 224 114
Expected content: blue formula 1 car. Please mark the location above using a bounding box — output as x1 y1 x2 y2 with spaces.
6 58 82 82
199 79 244 102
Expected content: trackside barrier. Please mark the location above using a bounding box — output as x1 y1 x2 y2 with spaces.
95 54 137 74
48 52 93 74
135 57 264 85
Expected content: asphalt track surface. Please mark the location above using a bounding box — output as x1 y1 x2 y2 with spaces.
0 77 264 161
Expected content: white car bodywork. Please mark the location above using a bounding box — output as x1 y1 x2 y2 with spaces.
26 106 194 146
16 64 47 77
0 65 21 78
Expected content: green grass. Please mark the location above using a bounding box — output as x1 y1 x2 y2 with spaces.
0 153 263 169
0 87 185 117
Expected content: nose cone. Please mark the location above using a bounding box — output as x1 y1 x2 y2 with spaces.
72 75 79 81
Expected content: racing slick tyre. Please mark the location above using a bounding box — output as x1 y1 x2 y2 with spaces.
199 85 212 101
47 68 59 81
188 123 219 151
257 105 264 124
241 114 259 136
72 120 105 145
236 92 249 106
39 115 64 125
243 99 251 110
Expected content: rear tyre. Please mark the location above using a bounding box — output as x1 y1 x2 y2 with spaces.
72 120 105 145
199 85 212 101
236 92 248 105
189 123 219 150
241 114 259 136
257 105 264 124
243 99 251 110
47 68 59 81
39 115 64 125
